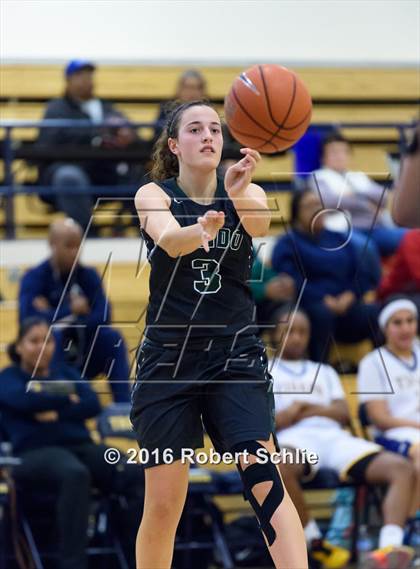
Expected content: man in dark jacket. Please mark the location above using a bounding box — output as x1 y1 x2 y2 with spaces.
38 59 140 229
19 218 131 402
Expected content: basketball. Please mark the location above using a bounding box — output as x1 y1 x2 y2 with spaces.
224 64 312 153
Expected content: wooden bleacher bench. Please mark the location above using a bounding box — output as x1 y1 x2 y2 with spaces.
1 65 419 101
1 65 415 237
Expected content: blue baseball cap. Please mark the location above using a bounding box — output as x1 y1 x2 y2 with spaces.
65 59 96 78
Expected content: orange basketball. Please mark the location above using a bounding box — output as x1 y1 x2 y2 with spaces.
224 64 312 154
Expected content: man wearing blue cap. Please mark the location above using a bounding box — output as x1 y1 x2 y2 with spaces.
37 60 139 231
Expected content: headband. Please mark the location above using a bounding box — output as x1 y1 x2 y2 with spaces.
378 299 418 331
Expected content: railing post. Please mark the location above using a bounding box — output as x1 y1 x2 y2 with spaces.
3 127 16 239
397 125 407 155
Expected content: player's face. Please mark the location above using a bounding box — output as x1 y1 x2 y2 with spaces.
323 141 351 172
16 323 55 372
273 312 310 360
171 106 223 171
385 309 418 352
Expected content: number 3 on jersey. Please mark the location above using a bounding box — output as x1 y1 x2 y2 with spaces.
192 259 221 294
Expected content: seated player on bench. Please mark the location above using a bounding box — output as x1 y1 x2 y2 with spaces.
270 306 415 569
358 299 420 538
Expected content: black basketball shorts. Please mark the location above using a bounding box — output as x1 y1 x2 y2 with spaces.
130 334 276 468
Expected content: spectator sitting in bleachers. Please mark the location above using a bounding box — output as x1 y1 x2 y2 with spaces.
309 133 406 257
248 253 295 333
270 306 415 569
153 69 239 177
37 59 141 230
377 230 420 325
154 69 208 138
358 299 420 521
18 218 131 402
0 316 144 569
271 189 380 361
292 125 335 188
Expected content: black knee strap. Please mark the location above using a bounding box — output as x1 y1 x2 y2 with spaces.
232 440 284 547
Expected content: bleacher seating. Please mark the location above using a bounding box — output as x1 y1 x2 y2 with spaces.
1 62 418 568
2 64 418 238
1 65 419 100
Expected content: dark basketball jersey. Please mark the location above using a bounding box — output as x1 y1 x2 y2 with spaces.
141 177 257 344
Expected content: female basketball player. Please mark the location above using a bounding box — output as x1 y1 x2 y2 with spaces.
130 100 308 568
358 299 420 517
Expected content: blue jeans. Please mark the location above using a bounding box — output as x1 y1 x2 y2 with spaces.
303 300 380 362
50 164 94 230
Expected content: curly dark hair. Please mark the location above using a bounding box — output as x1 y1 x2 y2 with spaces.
150 99 218 181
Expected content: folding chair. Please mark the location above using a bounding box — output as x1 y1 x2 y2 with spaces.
0 408 129 569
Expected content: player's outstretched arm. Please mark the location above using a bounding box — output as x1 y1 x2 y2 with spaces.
366 400 420 431
135 183 224 257
224 148 271 237
391 151 420 228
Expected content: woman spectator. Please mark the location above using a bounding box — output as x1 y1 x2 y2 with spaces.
155 69 208 137
0 317 143 569
271 189 380 361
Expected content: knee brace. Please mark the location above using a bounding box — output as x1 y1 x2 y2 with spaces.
231 440 284 546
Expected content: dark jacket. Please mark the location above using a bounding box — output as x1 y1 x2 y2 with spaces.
38 95 123 147
0 364 101 453
19 259 110 327
271 228 374 305
37 95 131 185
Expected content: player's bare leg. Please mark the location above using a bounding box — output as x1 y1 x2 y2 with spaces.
278 452 310 527
409 444 420 515
136 460 190 569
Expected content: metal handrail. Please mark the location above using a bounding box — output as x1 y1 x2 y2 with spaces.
1 119 417 238
0 119 155 128
0 118 418 128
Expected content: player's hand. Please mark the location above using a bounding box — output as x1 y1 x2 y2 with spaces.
34 411 58 422
70 295 90 316
408 442 419 459
287 401 307 425
224 148 261 197
69 393 80 404
295 403 320 420
197 210 225 252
